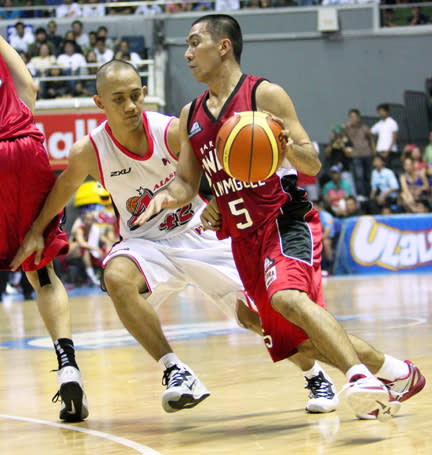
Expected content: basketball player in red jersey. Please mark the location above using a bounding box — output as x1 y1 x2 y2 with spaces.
135 14 425 420
0 35 88 421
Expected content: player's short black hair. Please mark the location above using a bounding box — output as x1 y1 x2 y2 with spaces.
192 14 243 64
377 103 389 112
349 108 360 116
96 59 140 94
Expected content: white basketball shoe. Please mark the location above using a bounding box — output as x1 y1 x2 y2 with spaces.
52 366 89 422
305 371 339 413
343 375 396 422
161 364 210 413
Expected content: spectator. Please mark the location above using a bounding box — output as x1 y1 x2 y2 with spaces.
322 165 353 216
82 0 106 17
422 130 432 164
315 198 339 275
399 156 429 213
70 211 105 286
74 50 98 97
8 22 34 54
20 0 44 18
371 103 399 160
342 195 363 217
27 27 55 59
0 0 20 19
410 145 428 172
135 0 163 15
215 0 240 11
324 124 353 172
62 30 83 54
88 31 98 50
414 199 431 214
164 2 191 13
369 154 399 214
96 26 114 49
94 37 114 64
344 108 376 199
57 40 87 74
192 1 213 11
42 65 74 99
116 39 142 67
408 7 430 26
29 42 56 76
382 8 396 27
56 0 82 18
107 0 135 15
72 20 90 53
17 50 36 77
46 20 63 55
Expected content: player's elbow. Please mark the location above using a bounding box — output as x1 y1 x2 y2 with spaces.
310 159 322 176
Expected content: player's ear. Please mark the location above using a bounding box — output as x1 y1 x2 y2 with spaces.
219 38 231 56
93 94 104 110
142 86 147 98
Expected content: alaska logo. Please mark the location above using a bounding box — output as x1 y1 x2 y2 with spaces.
111 167 131 177
126 186 153 229
189 120 202 138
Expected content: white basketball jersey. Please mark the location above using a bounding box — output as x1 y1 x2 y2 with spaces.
91 111 206 240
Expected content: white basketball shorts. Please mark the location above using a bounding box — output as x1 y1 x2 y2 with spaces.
102 228 251 318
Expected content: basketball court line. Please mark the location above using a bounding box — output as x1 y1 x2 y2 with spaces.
0 414 161 455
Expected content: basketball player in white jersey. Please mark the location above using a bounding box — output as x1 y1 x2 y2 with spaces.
12 60 339 414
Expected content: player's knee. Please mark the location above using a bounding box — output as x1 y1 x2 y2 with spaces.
271 290 304 319
235 300 261 332
103 265 133 297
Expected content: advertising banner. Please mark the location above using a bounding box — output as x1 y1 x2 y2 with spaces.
34 112 106 170
334 214 432 275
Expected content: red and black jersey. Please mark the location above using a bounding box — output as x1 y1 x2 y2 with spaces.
188 74 310 240
0 54 44 142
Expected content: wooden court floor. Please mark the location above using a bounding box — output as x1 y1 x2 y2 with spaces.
0 274 431 455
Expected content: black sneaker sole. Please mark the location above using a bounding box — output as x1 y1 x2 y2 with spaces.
168 392 210 411
59 381 88 422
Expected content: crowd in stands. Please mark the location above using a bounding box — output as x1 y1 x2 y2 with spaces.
4 19 148 98
0 0 431 23
317 103 432 273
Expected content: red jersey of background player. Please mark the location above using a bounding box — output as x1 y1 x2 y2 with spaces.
188 74 311 239
0 54 44 142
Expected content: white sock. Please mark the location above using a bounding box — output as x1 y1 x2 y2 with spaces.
159 353 181 370
376 355 409 382
346 364 373 382
303 361 323 379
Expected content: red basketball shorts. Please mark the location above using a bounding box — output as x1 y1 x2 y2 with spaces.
0 136 69 272
231 208 325 362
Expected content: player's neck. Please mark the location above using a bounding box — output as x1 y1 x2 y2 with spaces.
110 123 150 157
207 65 242 104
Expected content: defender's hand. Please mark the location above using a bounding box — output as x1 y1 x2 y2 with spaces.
201 198 221 231
132 191 177 229
10 229 45 271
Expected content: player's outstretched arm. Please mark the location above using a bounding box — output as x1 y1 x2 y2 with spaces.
256 81 321 176
10 137 95 270
132 103 203 227
0 35 37 112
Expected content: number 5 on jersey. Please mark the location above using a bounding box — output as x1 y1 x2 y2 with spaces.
228 198 253 230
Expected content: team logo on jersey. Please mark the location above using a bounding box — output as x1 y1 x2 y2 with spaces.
264 256 277 289
189 120 203 138
126 187 154 229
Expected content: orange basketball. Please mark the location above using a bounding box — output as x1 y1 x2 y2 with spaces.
216 111 284 183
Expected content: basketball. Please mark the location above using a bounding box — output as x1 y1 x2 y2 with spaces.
215 111 285 183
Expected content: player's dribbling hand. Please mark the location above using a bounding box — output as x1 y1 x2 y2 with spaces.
260 110 294 152
201 198 221 231
10 229 45 271
131 191 177 230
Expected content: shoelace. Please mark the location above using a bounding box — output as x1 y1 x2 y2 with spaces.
52 390 61 403
305 372 334 399
162 365 188 388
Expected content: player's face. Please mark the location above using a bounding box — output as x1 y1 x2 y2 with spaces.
96 69 146 131
185 22 223 82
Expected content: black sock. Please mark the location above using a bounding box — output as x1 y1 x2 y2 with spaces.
54 338 78 370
